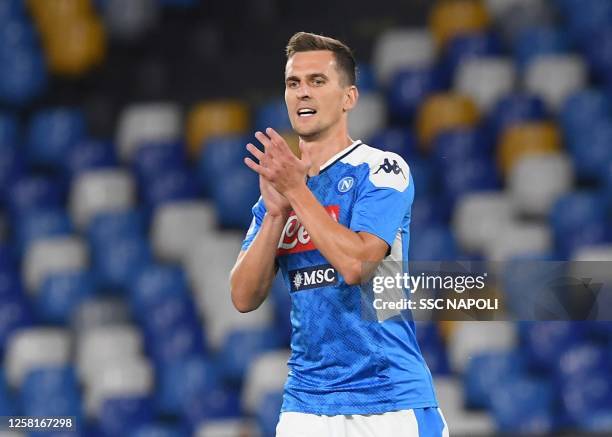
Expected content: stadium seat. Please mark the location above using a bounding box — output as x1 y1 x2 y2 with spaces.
0 0 26 21
65 139 117 178
70 297 132 333
429 0 491 49
0 46 47 106
495 0 556 45
14 208 72 256
116 103 182 162
561 371 612 430
102 0 159 41
513 26 569 70
87 208 145 250
69 168 136 230
441 32 503 82
367 127 417 161
347 92 386 141
0 112 18 145
76 324 144 384
487 93 547 139
85 358 154 418
497 122 562 176
186 100 249 158
489 376 555 434
452 191 514 254
156 354 219 415
6 175 63 217
433 128 492 166
464 351 526 409
20 366 82 418
372 28 435 86
26 107 86 168
22 236 88 293
387 67 444 122
0 19 36 55
129 264 190 312
146 318 206 365
197 134 249 198
567 120 612 182
186 233 273 349
242 350 291 414
416 93 480 149
99 396 154 437
130 423 189 437
508 152 574 216
560 88 610 137
355 62 377 93
550 191 610 259
256 391 283 437
212 166 261 230
524 55 587 111
485 0 535 19
448 321 516 373
415 322 450 375
151 201 215 262
254 98 292 133
561 0 612 46
409 225 459 261
194 419 251 437
37 270 95 324
0 294 32 356
483 220 552 261
4 328 71 388
93 234 151 290
132 141 186 187
454 57 516 111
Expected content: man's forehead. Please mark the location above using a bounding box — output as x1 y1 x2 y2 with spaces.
285 51 337 77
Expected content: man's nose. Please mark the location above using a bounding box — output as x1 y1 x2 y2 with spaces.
296 84 311 99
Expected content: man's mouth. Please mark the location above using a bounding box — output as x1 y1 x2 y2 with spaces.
297 108 317 117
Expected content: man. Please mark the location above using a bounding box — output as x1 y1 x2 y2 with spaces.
230 32 448 437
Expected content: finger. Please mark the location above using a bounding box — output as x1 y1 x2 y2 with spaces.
254 131 274 153
266 128 290 153
246 143 264 161
244 157 273 178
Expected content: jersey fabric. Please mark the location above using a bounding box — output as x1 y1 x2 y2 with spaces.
242 140 438 415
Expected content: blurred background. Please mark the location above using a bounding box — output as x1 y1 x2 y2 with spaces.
0 0 612 436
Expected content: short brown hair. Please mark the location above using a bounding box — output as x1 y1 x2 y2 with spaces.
286 32 356 86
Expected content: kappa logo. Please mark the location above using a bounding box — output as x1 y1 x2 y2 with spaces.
374 158 406 179
289 264 337 291
278 205 340 255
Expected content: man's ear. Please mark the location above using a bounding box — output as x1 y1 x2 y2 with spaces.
343 85 359 112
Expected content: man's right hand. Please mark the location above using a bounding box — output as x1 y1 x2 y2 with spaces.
260 176 291 218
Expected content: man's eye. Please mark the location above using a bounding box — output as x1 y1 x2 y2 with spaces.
288 81 298 88
313 79 324 86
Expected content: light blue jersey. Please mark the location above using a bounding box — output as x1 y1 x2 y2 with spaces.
242 140 438 415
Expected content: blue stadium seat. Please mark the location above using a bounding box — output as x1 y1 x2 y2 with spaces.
212 166 260 229
562 0 612 46
487 93 547 140
439 157 499 207
387 67 444 122
0 48 47 106
464 351 526 409
65 139 117 179
256 391 283 437
432 128 492 169
37 270 96 324
440 32 502 84
26 108 86 169
0 0 26 21
556 343 610 389
408 225 458 261
218 327 284 383
407 157 435 197
367 127 417 162
129 264 189 313
415 322 450 375
0 19 36 53
550 192 611 259
142 168 197 210
147 321 206 365
0 112 18 145
560 371 612 428
0 295 31 353
410 195 447 229
141 294 200 340
585 28 612 84
560 89 609 137
0 267 23 298
14 208 72 256
566 120 612 182
130 423 189 437
6 175 63 217
20 366 81 418
254 99 292 133
513 27 569 70
181 386 241 429
0 142 24 204
157 354 219 415
356 62 377 93
93 235 152 291
99 396 154 437
132 141 186 187
519 321 588 372
87 209 146 250
197 135 249 198
490 376 555 434
0 368 16 416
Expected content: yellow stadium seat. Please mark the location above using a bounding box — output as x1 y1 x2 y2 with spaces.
28 0 94 35
280 131 301 158
416 93 480 150
430 0 490 49
186 101 249 158
498 122 562 176
44 17 106 76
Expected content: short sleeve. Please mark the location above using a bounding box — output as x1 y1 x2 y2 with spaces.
350 152 414 247
241 196 267 251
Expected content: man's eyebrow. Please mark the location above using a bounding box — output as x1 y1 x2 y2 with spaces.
285 73 329 82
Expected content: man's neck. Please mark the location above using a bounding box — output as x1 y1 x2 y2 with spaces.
301 129 354 177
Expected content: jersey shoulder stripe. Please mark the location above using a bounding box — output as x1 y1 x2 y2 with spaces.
340 144 411 192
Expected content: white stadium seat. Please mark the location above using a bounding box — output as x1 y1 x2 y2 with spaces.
22 236 88 294
448 321 516 373
76 324 144 385
152 201 217 263
509 153 574 217
452 192 515 254
5 328 71 388
195 419 256 437
485 0 533 18
372 28 435 86
70 297 132 333
434 377 496 435
455 57 516 111
185 233 273 350
85 358 153 418
347 93 386 141
524 55 587 111
69 169 136 230
484 221 552 261
116 102 182 162
242 350 291 414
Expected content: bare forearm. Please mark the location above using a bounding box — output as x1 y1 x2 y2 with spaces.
230 214 287 312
